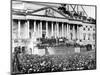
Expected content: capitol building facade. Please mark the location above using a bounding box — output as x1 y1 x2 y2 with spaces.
12 0 96 54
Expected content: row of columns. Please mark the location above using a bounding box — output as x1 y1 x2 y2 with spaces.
15 20 81 41
17 20 30 39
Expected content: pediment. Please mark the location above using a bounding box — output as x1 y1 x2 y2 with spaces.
31 7 68 18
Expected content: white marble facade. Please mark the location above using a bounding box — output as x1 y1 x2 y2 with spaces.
12 0 96 53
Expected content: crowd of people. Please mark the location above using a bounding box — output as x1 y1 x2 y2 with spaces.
12 50 96 74
37 37 93 51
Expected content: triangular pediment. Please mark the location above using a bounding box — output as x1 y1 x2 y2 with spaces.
30 7 68 18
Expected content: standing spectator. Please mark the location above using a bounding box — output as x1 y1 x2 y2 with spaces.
12 46 21 73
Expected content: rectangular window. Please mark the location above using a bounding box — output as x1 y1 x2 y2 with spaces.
83 28 85 30
93 33 95 40
83 33 86 40
88 28 90 31
88 33 91 40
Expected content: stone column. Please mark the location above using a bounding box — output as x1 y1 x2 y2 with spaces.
40 21 42 38
34 20 36 32
12 20 14 39
77 25 79 40
33 20 37 38
62 23 64 37
80 26 83 40
37 23 40 38
55 23 57 38
27 20 29 39
57 22 59 38
65 24 66 37
51 22 54 37
18 20 21 39
68 24 71 40
46 21 48 38
73 25 75 40
67 23 69 39
63 24 65 37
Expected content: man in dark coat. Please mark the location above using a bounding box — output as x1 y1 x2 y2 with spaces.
12 46 22 73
